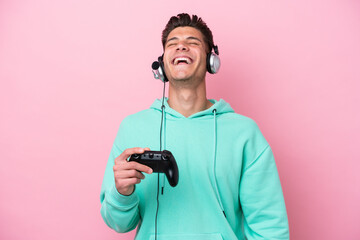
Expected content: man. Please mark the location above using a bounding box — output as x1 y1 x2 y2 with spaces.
100 13 289 239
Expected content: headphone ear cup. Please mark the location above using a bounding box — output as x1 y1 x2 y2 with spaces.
206 53 212 73
158 55 169 82
206 52 221 74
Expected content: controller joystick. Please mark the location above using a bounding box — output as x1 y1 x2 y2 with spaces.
129 150 179 187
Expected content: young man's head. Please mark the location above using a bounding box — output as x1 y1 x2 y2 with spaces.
162 13 214 53
161 13 215 84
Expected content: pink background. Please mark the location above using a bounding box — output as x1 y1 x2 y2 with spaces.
1 0 359 239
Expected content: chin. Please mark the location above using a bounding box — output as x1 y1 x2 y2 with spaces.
171 73 192 81
168 76 192 85
172 77 191 83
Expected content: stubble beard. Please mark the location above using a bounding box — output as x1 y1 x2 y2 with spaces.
169 74 206 90
169 66 206 88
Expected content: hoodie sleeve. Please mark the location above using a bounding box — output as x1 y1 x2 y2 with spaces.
239 145 289 240
99 119 140 233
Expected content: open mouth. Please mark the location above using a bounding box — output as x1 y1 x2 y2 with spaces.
172 57 192 65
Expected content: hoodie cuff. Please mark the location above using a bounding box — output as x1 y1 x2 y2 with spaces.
107 185 139 210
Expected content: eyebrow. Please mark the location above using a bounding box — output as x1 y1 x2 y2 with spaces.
166 36 202 44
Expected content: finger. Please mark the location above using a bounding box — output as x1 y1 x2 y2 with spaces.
113 160 153 174
115 147 147 164
117 178 142 187
115 169 146 180
122 161 153 174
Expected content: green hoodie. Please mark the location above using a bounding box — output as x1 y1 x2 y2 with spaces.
100 99 289 240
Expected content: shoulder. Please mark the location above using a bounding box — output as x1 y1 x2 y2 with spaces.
219 111 269 146
114 108 157 140
117 108 160 133
121 109 155 124
219 112 260 132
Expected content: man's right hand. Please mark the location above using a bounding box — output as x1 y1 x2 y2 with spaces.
113 147 153 196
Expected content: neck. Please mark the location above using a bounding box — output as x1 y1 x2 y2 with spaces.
167 79 213 117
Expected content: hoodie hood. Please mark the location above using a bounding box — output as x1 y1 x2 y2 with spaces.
150 98 234 119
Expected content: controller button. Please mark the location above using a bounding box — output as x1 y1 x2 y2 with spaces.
132 154 140 159
149 153 154 158
162 154 169 160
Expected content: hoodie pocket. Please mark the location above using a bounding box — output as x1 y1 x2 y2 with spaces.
149 233 223 240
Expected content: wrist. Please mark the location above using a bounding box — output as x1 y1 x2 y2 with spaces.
117 185 135 196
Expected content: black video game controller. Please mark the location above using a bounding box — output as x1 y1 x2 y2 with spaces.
129 150 179 187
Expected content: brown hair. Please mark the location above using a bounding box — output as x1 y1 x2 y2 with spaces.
161 13 214 52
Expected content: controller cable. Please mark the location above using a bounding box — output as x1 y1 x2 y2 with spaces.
155 80 166 240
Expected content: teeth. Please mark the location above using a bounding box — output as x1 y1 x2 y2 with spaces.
174 57 191 65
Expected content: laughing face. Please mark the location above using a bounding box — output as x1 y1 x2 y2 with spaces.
163 27 208 84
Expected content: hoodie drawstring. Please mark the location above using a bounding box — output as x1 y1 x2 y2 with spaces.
212 109 226 218
160 104 166 194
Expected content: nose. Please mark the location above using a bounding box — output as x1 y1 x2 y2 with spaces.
176 42 189 51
